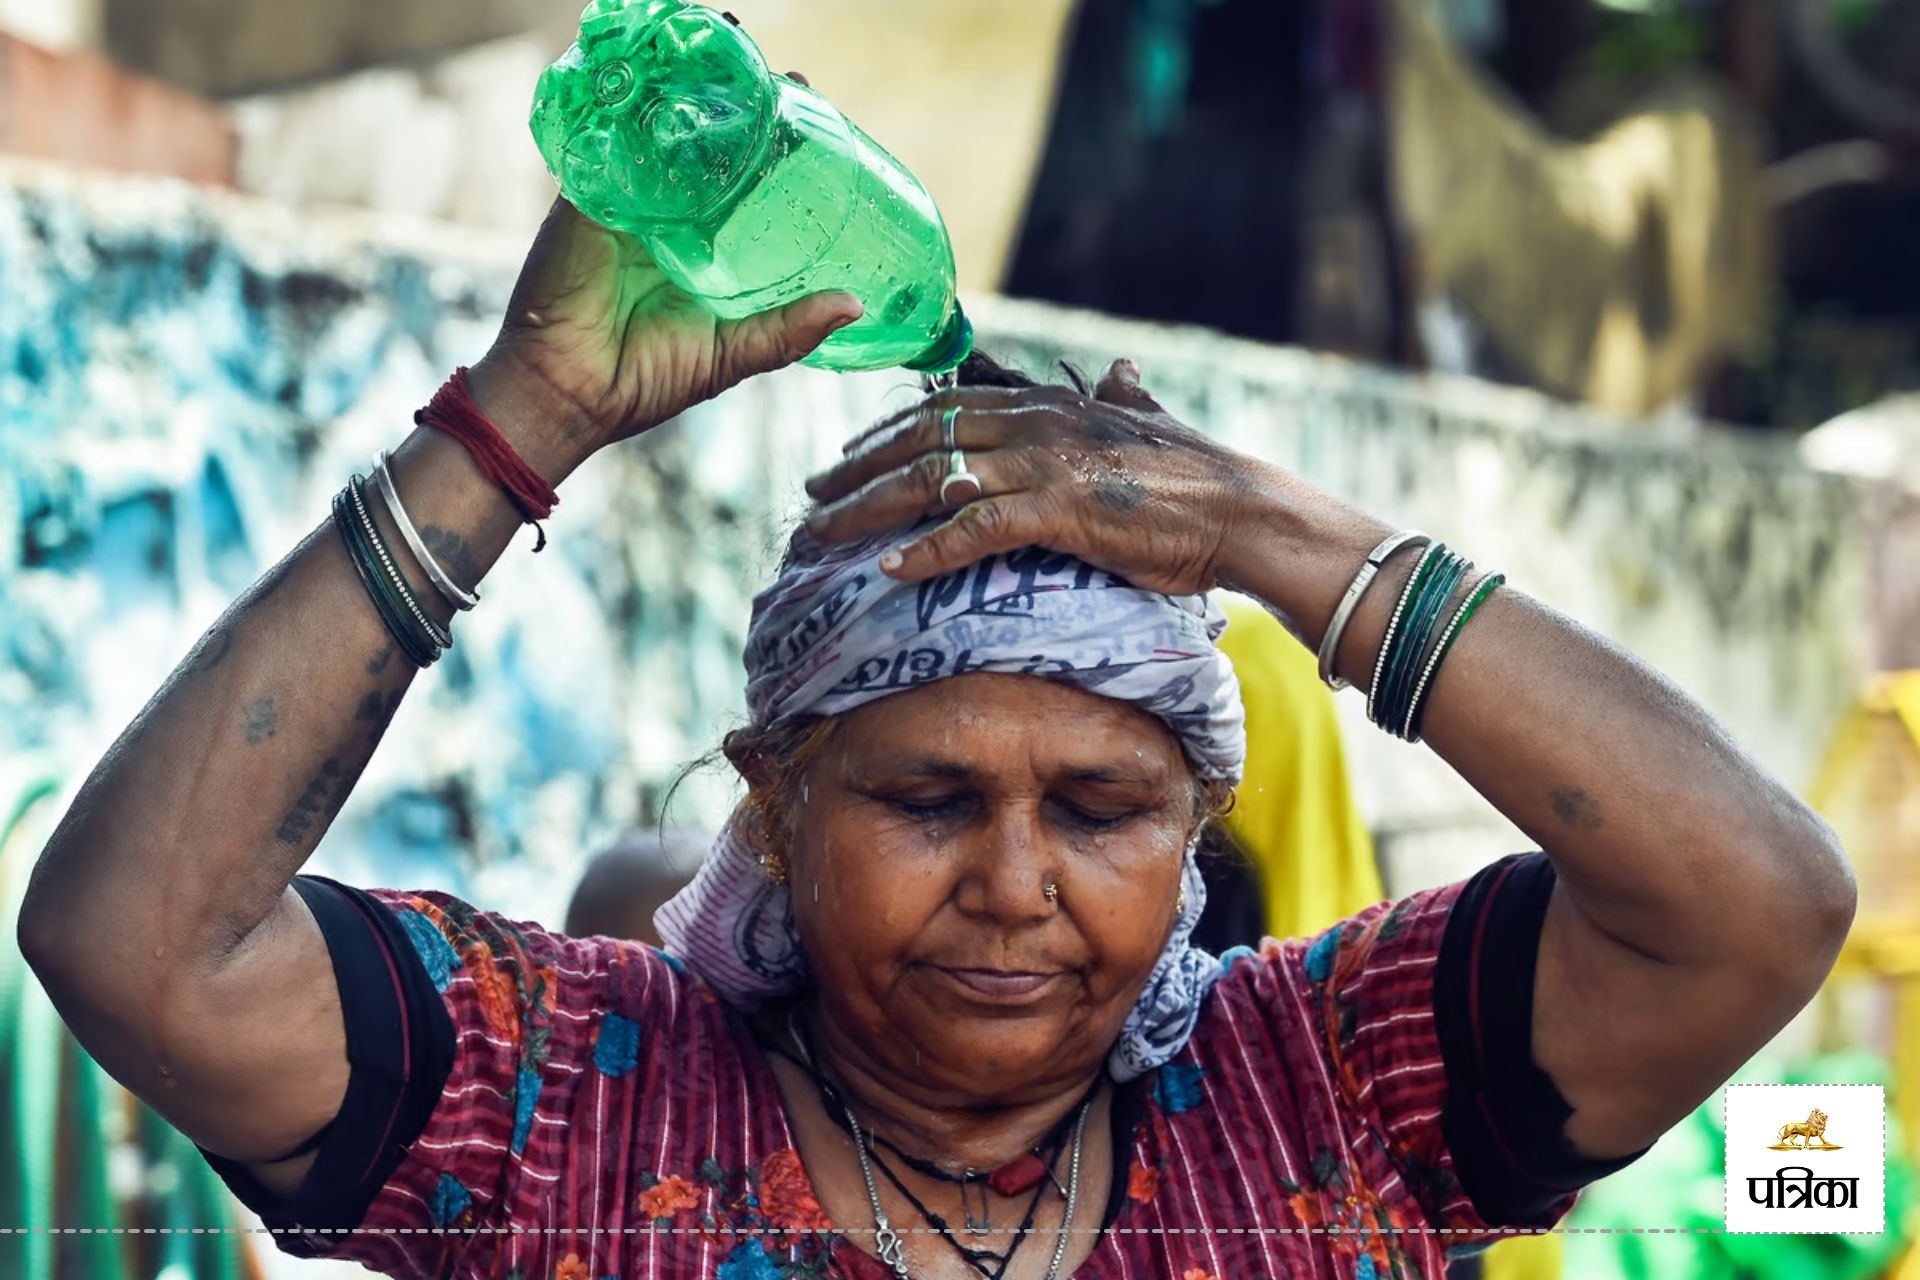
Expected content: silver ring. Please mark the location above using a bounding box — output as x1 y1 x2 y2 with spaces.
940 404 961 453
939 448 983 509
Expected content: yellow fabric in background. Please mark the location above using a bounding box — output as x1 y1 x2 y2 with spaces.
1215 599 1383 940
1217 601 1561 1280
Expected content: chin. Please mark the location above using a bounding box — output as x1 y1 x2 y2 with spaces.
901 1019 1078 1093
888 982 1104 1093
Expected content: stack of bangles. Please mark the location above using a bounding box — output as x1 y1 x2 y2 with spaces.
331 368 556 668
1315 531 1505 742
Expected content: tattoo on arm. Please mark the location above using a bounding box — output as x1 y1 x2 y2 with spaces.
242 696 279 744
1091 470 1146 511
419 524 483 589
1551 786 1605 830
356 687 405 744
276 760 346 847
366 643 396 676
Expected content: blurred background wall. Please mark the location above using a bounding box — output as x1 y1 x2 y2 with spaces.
6 1 1920 1277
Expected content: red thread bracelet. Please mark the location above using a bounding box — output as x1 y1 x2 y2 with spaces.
416 367 562 551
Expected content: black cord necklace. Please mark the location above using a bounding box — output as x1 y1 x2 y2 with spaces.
864 1137 1053 1280
780 1008 1096 1280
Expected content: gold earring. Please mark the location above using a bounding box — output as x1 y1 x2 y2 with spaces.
760 848 789 886
1042 882 1059 904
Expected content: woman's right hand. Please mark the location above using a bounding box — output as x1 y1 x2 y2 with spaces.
469 196 864 471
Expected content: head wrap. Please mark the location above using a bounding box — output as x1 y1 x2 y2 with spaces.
656 521 1247 1081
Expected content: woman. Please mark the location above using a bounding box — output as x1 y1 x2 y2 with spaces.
19 198 1853 1280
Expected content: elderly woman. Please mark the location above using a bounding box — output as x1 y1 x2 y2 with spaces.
21 200 1852 1280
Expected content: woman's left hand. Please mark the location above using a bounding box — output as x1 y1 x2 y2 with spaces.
803 362 1270 595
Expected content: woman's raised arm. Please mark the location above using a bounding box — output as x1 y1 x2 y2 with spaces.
804 361 1856 1165
17 198 859 1191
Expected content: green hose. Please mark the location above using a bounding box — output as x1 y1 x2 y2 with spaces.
1 765 253 1278
0 766 64 1280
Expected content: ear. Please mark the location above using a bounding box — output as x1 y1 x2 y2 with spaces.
721 731 773 788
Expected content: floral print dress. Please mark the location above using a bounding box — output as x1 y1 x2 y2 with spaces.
219 855 1621 1279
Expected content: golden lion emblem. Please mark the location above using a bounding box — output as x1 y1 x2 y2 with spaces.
1771 1108 1840 1150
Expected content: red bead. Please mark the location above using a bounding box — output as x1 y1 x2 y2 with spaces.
987 1154 1049 1197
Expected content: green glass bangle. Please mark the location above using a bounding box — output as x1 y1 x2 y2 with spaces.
1405 571 1506 742
1378 548 1469 734
1380 547 1461 732
347 475 453 653
335 487 435 669
333 486 439 668
1366 542 1446 728
1387 553 1468 733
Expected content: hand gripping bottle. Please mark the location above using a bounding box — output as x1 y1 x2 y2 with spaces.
530 0 974 374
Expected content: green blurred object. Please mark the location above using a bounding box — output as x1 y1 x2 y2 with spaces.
531 0 973 374
1563 1052 1916 1280
1 769 252 1280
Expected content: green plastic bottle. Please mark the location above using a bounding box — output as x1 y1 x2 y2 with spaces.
530 0 974 374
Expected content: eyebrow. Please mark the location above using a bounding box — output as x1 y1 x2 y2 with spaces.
867 759 1162 787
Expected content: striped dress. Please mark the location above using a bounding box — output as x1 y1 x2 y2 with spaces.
213 854 1634 1279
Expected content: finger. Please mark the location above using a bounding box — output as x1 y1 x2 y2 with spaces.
879 496 1051 581
716 291 864 385
808 402 1034 504
1094 358 1165 413
807 449 1030 543
841 385 1081 458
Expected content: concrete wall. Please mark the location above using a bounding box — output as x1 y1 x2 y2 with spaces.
0 157 1877 928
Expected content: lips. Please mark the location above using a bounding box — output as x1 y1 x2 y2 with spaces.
929 967 1064 1002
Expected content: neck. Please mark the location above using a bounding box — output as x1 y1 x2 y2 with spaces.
797 1000 1102 1175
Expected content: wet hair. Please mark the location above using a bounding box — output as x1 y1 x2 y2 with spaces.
941 351 1092 395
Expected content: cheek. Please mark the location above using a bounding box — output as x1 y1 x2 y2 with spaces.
1065 822 1190 987
787 808 949 966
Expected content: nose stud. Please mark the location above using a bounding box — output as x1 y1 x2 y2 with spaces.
1042 883 1059 904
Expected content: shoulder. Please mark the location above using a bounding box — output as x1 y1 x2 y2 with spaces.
368 887 729 1037
1201 879 1467 1019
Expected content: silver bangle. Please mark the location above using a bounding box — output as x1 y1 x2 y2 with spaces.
372 450 480 612
1319 531 1429 691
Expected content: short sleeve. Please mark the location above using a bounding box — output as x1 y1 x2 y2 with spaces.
1284 855 1647 1249
206 880 691 1278
1432 854 1650 1226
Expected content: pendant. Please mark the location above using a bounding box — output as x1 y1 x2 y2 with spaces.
875 1219 910 1277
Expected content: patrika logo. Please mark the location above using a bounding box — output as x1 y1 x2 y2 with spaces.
1768 1108 1841 1151
1725 1085 1884 1234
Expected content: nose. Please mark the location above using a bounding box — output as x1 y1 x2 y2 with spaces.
952 807 1056 925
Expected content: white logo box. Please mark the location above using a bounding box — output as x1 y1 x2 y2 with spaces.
1724 1083 1885 1234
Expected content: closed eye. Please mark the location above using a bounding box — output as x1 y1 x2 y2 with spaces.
887 795 973 823
1047 800 1139 833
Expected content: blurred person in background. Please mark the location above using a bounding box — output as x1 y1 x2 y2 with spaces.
563 829 706 947
18 196 1855 1279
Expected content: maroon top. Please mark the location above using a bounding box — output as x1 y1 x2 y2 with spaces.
209 853 1641 1278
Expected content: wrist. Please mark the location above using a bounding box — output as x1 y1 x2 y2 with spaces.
465 349 601 485
1216 463 1397 666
